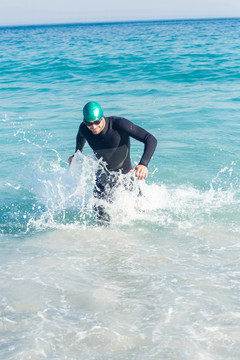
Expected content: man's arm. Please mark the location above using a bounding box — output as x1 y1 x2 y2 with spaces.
115 117 157 178
75 127 86 153
68 125 86 165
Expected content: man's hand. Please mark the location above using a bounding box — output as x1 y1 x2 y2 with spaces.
68 155 74 165
130 164 148 180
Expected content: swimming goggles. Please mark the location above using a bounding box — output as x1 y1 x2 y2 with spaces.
83 117 103 127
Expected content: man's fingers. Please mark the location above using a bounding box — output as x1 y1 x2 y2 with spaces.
133 165 148 180
68 155 74 165
135 167 141 179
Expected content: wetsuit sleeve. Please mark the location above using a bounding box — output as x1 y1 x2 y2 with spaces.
75 125 86 153
115 118 157 167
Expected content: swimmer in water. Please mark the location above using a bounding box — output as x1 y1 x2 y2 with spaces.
69 101 157 222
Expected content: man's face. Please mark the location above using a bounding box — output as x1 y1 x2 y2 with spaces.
86 117 105 135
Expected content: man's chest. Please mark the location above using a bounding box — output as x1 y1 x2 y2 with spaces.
86 129 123 150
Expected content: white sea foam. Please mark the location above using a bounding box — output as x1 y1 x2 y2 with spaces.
1 226 240 360
22 151 240 236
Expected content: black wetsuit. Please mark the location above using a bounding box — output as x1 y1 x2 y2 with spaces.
75 116 157 172
75 116 157 220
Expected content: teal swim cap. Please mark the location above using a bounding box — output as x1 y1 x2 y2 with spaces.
83 101 103 122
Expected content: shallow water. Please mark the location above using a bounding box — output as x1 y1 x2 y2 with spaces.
1 227 240 359
0 18 240 359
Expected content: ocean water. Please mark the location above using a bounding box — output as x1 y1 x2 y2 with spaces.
0 18 240 359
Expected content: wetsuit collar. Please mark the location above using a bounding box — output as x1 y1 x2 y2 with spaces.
98 116 108 136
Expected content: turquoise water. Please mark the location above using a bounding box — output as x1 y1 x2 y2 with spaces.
0 19 240 359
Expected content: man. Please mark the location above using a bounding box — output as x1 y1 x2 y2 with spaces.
69 101 157 221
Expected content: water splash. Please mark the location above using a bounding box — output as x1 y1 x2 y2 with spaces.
1 114 239 235
15 152 239 234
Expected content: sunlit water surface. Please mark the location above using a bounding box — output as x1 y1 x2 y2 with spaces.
0 19 240 359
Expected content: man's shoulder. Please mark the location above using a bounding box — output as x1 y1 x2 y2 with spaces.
107 116 128 121
78 122 88 136
108 116 130 128
107 116 122 122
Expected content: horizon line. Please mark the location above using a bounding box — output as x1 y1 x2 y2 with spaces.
1 16 240 29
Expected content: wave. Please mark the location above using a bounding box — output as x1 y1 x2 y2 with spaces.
1 151 239 236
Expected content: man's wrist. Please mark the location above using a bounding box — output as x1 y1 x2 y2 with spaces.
139 162 148 167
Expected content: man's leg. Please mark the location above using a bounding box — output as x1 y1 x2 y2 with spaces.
93 171 117 223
